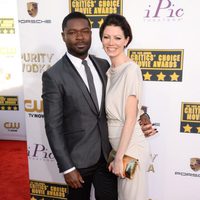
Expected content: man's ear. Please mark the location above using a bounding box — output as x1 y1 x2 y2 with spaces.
61 32 65 41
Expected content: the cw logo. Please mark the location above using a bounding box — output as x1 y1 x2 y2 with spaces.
4 122 20 129
24 99 43 113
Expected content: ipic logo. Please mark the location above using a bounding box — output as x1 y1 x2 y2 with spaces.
28 143 54 161
144 0 184 21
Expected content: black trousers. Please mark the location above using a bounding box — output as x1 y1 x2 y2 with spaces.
68 154 117 200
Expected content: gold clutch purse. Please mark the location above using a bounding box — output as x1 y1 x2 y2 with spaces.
107 149 138 179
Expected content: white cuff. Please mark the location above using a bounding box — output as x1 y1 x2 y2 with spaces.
63 167 76 174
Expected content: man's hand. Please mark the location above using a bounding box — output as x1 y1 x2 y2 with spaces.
64 169 84 189
141 123 158 137
139 112 158 137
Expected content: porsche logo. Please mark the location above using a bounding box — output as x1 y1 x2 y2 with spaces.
27 2 38 17
190 158 200 172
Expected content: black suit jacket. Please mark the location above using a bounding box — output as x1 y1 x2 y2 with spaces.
42 54 111 172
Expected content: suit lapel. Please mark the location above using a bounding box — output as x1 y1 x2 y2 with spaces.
63 55 98 114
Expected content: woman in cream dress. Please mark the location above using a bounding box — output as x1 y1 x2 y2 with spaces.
99 14 150 200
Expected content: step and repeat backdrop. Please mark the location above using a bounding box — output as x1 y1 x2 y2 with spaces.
8 0 200 199
0 0 26 140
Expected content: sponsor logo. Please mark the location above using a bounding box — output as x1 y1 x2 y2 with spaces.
0 68 11 81
27 2 38 17
24 99 44 118
128 49 184 82
0 96 18 111
19 19 51 24
28 143 54 162
69 0 122 28
0 47 16 56
175 171 200 178
175 158 200 178
190 158 200 172
18 19 51 24
147 153 158 173
19 2 51 24
30 180 68 199
22 52 54 73
144 0 184 22
180 102 200 134
4 122 20 132
0 18 15 34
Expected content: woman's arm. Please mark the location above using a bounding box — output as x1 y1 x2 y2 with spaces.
112 95 138 177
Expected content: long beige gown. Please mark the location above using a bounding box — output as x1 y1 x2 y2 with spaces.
106 61 150 200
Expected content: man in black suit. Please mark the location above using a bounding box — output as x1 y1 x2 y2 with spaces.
42 12 156 200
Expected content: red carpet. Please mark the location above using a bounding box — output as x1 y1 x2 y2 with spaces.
0 140 30 200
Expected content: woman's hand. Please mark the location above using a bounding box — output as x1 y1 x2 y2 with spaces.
139 112 158 137
109 158 124 178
